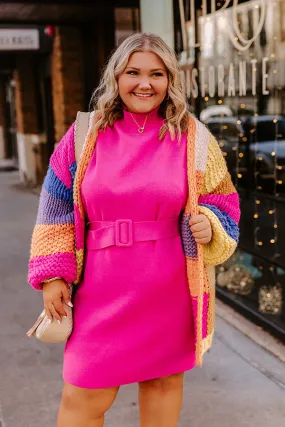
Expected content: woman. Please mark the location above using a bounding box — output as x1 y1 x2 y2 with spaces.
28 33 240 427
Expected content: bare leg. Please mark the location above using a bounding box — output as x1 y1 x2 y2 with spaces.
138 372 184 427
57 381 120 427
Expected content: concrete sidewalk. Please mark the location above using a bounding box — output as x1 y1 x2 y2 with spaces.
0 158 18 172
0 171 285 427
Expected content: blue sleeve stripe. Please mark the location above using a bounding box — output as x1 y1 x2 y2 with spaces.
43 166 73 205
199 203 239 243
69 161 77 182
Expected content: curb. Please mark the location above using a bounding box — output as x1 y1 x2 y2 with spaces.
216 298 285 363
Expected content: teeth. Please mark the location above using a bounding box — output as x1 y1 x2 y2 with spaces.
133 93 153 98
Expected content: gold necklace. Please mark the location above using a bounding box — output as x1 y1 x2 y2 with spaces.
129 113 149 133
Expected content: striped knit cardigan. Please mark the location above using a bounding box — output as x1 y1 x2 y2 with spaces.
28 113 240 367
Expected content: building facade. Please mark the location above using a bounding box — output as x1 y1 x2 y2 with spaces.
1 0 284 340
140 0 285 341
0 0 140 183
176 0 285 340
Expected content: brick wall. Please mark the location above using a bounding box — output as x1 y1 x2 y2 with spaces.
0 80 7 159
14 55 39 135
51 26 84 142
0 80 4 127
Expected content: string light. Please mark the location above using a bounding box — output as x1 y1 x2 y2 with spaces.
252 67 261 250
270 16 280 255
207 1 282 312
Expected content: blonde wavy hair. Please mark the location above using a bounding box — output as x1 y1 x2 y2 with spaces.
90 33 189 141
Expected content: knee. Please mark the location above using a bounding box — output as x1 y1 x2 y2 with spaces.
61 382 119 417
140 373 184 393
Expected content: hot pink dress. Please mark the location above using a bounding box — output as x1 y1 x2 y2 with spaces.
63 108 196 388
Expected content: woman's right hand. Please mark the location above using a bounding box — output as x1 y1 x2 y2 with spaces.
43 279 73 323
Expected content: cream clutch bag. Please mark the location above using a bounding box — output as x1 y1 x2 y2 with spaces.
26 299 73 343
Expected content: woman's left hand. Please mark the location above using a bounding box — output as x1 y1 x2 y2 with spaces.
189 214 212 244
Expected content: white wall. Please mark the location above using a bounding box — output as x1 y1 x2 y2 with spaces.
140 0 174 49
17 133 37 185
0 126 5 160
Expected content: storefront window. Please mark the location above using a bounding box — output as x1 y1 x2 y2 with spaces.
175 0 285 338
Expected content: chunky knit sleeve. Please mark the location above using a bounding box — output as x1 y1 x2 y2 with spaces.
198 133 240 266
28 123 77 290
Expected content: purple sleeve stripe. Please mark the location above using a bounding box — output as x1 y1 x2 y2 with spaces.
36 188 74 225
180 214 198 259
198 192 240 224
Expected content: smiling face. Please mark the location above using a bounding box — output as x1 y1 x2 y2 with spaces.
118 51 168 114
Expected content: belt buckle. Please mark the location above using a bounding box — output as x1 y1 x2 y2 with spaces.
115 219 133 247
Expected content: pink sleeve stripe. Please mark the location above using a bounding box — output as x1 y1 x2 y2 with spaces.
49 123 75 189
198 192 240 224
28 252 77 290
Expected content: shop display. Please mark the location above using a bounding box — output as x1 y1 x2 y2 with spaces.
258 285 283 315
217 263 254 296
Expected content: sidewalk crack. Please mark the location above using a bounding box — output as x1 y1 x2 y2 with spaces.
215 331 285 392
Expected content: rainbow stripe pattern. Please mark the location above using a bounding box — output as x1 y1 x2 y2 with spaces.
28 124 78 289
28 113 240 367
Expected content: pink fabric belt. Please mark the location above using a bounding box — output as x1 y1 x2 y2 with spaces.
86 218 180 250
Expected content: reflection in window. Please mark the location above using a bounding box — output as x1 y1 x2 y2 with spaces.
201 20 214 58
216 16 228 57
205 112 285 198
217 250 284 320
